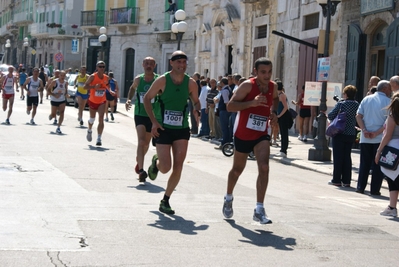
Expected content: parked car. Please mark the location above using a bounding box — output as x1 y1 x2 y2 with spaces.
66 74 78 106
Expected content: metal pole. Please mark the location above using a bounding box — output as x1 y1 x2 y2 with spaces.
308 0 333 161
176 32 183 50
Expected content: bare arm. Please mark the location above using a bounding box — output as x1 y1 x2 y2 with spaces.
375 116 394 164
125 76 140 111
83 75 96 90
143 76 165 125
22 77 31 90
189 78 200 111
277 93 288 118
227 81 265 112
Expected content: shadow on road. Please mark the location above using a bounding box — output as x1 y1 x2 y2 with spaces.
87 145 110 151
128 182 165 193
148 211 209 235
225 219 296 250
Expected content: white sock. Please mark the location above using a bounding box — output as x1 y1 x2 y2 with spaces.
225 194 233 201
256 202 264 213
98 134 102 140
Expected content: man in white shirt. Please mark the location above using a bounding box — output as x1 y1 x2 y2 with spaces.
197 79 210 137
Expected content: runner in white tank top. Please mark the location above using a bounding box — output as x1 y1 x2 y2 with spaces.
0 66 18 124
48 70 68 134
23 67 44 125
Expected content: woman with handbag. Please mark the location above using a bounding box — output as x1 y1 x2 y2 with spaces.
327 85 359 187
375 92 399 217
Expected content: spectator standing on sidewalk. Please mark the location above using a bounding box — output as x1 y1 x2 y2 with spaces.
275 79 292 158
189 72 200 135
389 75 399 94
292 85 311 141
197 79 210 137
222 57 278 224
125 56 159 183
375 92 399 217
356 80 391 195
207 78 219 140
214 77 232 149
328 85 359 187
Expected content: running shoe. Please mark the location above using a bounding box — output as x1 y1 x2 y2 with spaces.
380 206 397 217
105 118 109 122
222 198 234 219
303 135 308 142
159 200 175 215
56 128 62 134
27 110 30 115
253 208 272 224
80 120 83 126
148 154 159 180
96 139 102 146
110 113 114 121
5 119 10 125
86 130 92 142
135 164 140 174
53 119 58 125
139 170 148 183
48 114 52 121
30 119 35 125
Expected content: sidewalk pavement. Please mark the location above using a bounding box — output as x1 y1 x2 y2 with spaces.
116 98 364 184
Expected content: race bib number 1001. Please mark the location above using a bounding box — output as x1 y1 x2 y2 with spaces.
164 110 183 126
246 113 267 132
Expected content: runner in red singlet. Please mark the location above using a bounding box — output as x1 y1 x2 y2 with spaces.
222 57 278 224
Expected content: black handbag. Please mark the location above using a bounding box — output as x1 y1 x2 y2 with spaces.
379 146 399 170
289 108 298 119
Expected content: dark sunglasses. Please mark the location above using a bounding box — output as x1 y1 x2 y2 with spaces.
97 65 105 68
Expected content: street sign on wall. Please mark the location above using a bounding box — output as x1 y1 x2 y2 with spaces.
54 52 64 62
303 81 342 107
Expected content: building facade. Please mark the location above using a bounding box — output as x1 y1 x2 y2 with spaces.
0 0 84 71
80 0 197 97
194 0 275 79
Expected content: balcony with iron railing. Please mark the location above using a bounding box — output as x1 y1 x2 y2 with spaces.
47 23 83 38
109 7 139 25
13 11 34 25
81 10 108 27
30 22 49 37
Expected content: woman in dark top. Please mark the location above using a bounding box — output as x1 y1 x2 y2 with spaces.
327 85 359 187
275 79 292 158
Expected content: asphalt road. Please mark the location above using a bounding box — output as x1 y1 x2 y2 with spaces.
0 98 398 267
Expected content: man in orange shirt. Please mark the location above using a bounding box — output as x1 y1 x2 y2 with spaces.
84 61 115 146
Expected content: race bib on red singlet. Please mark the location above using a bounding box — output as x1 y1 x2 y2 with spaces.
246 113 267 132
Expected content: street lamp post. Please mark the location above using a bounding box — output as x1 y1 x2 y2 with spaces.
98 26 107 62
23 37 29 68
5 39 11 65
308 0 341 161
171 9 188 50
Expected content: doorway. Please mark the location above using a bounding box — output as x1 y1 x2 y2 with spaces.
369 24 387 79
124 48 135 98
